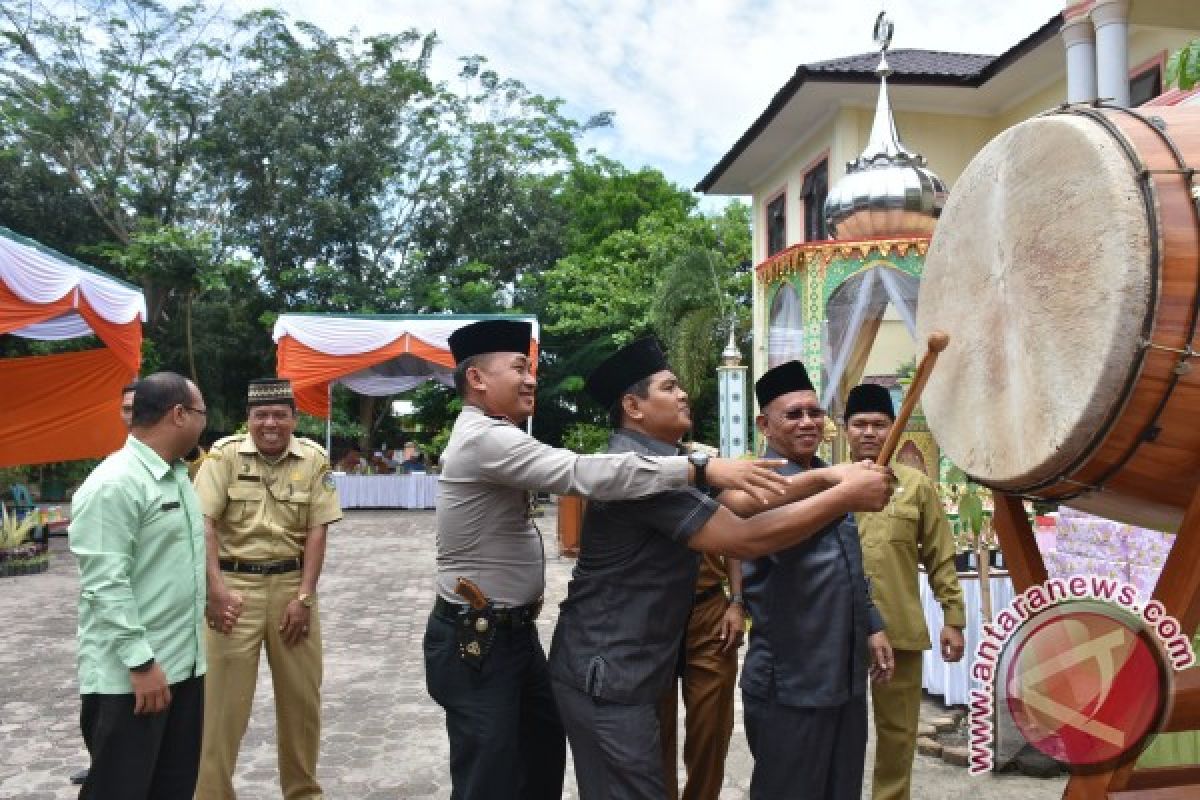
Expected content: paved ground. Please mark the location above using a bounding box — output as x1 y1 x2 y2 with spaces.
0 508 1067 799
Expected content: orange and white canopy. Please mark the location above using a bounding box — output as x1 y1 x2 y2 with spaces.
0 226 146 467
273 313 540 418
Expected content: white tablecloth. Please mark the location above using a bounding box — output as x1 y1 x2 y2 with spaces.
919 570 1016 705
331 474 439 509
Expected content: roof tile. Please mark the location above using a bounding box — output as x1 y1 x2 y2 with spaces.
807 49 995 78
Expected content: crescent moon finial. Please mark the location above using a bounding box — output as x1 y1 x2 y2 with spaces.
873 11 894 53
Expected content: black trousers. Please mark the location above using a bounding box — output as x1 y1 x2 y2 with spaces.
553 679 665 800
423 610 565 800
79 674 204 800
743 690 867 800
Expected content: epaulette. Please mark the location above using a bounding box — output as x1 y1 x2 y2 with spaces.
294 436 328 458
210 434 246 451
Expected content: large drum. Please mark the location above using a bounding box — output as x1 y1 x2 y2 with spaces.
917 105 1200 531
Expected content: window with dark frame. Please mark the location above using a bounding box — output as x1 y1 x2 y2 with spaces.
802 159 829 241
1130 64 1162 107
766 193 787 256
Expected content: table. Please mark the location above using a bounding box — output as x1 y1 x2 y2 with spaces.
331 474 439 509
918 569 1016 705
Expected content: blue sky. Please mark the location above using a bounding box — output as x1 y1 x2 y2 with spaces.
234 1 1063 196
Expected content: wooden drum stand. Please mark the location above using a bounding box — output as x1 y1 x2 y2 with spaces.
992 490 1200 800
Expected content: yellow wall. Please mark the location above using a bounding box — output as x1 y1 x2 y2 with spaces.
863 316 916 377
750 116 837 265
1129 26 1198 76
994 79 1068 132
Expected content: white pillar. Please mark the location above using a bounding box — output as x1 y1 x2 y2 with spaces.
1093 0 1131 107
717 328 748 458
1061 13 1097 104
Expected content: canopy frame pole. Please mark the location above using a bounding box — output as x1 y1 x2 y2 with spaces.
326 383 333 455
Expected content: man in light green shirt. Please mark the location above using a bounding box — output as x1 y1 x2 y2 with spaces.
70 371 208 799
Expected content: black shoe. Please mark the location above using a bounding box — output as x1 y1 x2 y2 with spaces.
70 768 89 785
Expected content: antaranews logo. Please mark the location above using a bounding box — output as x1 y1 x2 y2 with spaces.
968 576 1196 775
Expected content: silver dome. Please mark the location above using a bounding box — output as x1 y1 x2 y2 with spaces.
825 47 947 240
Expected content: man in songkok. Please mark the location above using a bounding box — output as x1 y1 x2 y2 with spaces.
740 361 894 800
548 340 894 799
425 319 802 800
845 382 965 800
194 378 343 800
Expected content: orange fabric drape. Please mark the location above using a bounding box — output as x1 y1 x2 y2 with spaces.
278 333 456 417
0 279 74 335
0 348 132 467
277 332 540 418
77 295 143 372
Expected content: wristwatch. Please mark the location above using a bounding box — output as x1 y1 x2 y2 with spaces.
297 592 315 609
688 450 710 489
728 593 745 607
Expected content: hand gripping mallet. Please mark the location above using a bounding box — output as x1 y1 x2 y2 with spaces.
875 331 950 466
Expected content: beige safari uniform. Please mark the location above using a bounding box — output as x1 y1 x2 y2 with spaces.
856 463 964 800
193 433 342 800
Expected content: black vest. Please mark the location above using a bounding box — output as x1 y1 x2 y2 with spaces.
548 429 712 704
740 452 885 708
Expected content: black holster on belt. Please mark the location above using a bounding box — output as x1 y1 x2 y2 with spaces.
454 604 498 671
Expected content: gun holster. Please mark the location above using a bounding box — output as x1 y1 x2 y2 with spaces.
454 604 498 671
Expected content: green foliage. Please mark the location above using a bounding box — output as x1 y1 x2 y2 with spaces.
1166 39 1200 90
561 422 610 455
0 3 754 456
293 412 364 443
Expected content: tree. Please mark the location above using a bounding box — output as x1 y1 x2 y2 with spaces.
408 58 610 314
520 161 749 446
204 16 450 313
1167 39 1200 89
650 202 753 445
0 0 234 322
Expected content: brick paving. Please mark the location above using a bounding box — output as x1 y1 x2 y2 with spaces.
0 508 1065 799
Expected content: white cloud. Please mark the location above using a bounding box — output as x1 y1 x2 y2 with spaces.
228 0 1064 191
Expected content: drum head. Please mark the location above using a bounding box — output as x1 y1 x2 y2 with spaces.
917 112 1154 491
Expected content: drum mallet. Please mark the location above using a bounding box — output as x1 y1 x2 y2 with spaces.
876 331 951 466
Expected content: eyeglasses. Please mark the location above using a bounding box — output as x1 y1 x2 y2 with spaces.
779 407 826 421
181 405 208 417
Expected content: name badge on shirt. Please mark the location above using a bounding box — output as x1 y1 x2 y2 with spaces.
160 501 181 511
236 474 261 482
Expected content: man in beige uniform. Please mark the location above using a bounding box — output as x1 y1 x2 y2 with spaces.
844 383 965 800
659 552 745 800
194 378 342 800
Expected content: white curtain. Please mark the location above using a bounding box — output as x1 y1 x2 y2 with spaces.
335 352 455 396
767 284 804 368
8 312 92 340
0 229 147 330
273 314 540 357
821 266 920 412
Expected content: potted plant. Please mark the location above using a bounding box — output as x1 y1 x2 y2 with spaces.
1 503 45 578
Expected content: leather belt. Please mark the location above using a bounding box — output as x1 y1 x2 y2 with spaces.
219 557 303 575
432 595 541 628
694 583 726 604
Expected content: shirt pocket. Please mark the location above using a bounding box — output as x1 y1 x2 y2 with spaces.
276 490 311 531
886 504 920 547
226 486 265 523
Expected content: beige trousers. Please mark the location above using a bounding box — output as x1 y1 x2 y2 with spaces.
195 570 323 800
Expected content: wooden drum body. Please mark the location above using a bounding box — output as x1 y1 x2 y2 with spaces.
917 105 1200 531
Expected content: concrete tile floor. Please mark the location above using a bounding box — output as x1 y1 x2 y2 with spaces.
0 509 1066 799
